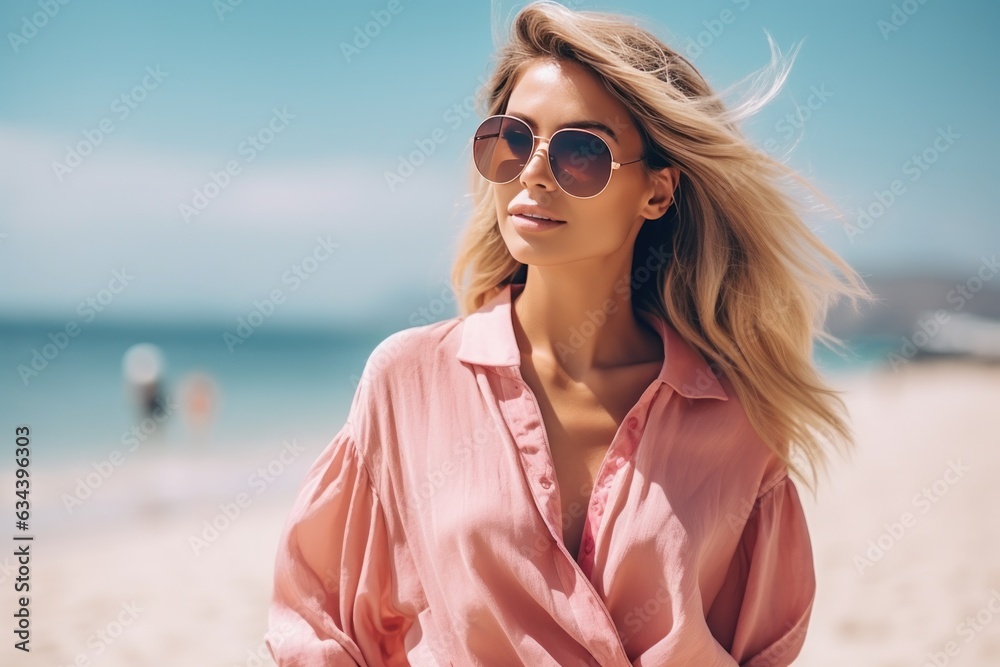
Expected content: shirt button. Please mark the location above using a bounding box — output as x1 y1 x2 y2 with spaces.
583 537 594 554
540 478 552 489
627 416 639 429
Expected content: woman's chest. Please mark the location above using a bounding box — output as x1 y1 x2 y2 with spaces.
387 362 743 574
523 361 663 559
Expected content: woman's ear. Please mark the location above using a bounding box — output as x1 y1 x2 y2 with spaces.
639 166 681 221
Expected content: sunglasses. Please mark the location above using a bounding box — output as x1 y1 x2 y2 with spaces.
471 114 645 199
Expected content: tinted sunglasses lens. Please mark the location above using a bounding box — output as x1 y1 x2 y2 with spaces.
549 130 614 197
473 116 533 183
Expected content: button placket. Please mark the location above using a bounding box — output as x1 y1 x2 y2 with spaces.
498 372 563 544
583 406 646 575
510 372 633 665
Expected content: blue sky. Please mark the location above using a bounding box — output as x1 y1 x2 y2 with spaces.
0 0 996 326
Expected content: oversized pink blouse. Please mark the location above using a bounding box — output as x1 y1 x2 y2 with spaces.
266 281 816 666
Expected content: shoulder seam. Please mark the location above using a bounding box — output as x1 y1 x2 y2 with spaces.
754 470 790 504
343 418 382 500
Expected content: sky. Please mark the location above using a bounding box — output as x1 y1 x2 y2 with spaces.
0 0 996 327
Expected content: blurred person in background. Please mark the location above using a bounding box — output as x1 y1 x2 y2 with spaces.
178 370 218 446
122 342 170 444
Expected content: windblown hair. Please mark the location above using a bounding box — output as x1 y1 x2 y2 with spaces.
449 0 874 498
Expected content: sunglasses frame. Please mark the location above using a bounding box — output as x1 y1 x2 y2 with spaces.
472 114 645 199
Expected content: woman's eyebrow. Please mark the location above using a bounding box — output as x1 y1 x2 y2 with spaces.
510 112 620 143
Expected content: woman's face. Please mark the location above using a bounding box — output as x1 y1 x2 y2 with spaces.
493 58 677 268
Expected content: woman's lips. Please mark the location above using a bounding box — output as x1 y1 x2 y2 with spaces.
510 214 567 232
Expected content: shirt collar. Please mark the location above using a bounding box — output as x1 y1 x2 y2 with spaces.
456 282 728 401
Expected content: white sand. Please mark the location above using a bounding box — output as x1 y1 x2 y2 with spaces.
4 360 999 666
798 360 1000 666
1 439 316 666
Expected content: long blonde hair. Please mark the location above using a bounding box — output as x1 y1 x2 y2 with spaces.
450 0 874 498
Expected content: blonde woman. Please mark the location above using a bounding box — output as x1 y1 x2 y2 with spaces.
266 2 872 665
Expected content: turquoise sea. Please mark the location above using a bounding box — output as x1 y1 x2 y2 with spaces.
0 317 896 469
1 318 385 468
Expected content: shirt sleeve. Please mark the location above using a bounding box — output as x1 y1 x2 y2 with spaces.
265 420 415 666
706 473 817 667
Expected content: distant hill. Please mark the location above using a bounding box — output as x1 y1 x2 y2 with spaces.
827 274 1000 338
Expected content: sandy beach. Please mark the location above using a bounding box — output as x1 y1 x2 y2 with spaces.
4 359 999 666
798 359 1000 666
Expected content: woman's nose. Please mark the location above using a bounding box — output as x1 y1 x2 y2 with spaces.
519 141 557 192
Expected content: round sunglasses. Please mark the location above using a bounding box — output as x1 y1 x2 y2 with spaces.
471 114 645 199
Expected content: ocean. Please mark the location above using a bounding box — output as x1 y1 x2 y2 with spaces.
1 318 384 469
1 317 893 470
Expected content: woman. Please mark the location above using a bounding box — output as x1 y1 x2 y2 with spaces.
266 2 872 665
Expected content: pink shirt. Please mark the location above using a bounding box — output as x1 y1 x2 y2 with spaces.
266 282 816 666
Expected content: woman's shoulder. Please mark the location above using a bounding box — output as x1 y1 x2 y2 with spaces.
362 315 464 377
345 315 469 480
